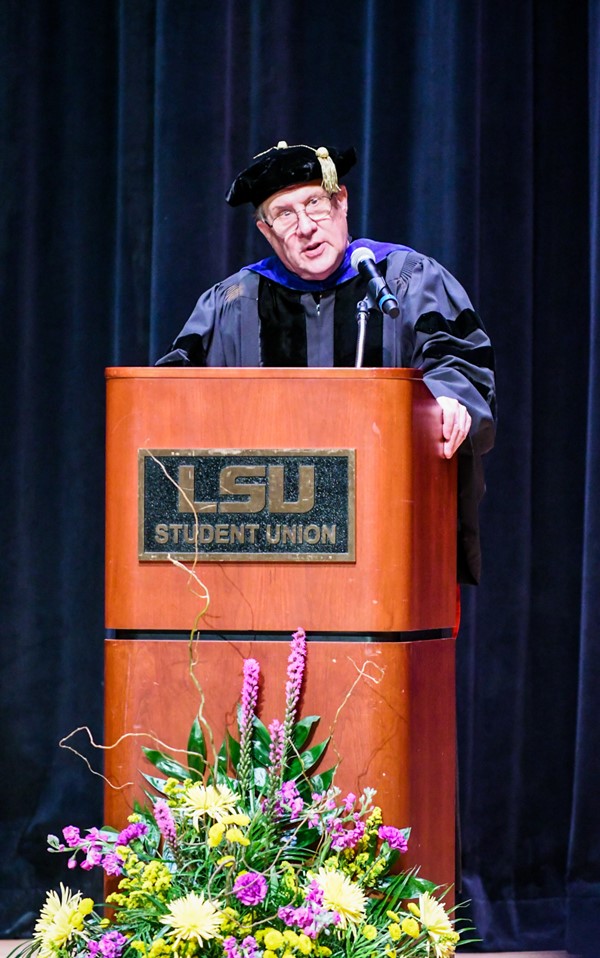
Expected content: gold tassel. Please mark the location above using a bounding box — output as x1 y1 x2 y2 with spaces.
315 146 340 194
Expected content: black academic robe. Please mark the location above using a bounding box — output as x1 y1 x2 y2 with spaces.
157 245 496 583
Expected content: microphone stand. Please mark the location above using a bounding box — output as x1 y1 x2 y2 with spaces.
354 299 370 368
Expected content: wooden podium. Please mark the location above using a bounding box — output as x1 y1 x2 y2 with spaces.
104 367 457 888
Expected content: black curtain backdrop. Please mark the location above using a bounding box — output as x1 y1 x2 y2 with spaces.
1 1 599 953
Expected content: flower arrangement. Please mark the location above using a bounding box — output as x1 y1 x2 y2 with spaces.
15 630 465 958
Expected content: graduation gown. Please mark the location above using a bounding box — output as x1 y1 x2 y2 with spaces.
156 239 496 583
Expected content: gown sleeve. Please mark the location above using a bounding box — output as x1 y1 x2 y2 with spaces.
398 255 496 457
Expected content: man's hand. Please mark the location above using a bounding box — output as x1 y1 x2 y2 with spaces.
435 396 472 459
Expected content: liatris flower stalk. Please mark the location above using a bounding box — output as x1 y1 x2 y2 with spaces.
238 657 260 796
154 798 177 849
277 628 307 781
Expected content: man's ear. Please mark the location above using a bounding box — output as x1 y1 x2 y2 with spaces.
334 185 349 214
256 218 276 249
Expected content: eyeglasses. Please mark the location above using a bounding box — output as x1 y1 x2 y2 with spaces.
265 194 333 237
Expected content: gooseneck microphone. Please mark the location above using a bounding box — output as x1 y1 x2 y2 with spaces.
350 247 400 317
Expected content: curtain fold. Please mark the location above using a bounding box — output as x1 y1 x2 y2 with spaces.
1 0 598 948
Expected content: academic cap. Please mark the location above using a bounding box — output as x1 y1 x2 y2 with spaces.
225 140 357 208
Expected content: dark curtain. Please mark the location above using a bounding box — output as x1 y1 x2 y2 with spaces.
1 1 598 952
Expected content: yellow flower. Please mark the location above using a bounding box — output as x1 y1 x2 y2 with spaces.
225 826 250 846
417 893 459 957
217 855 235 867
221 813 251 827
384 947 395 958
407 902 420 918
263 952 278 958
361 924 378 941
387 923 402 941
160 891 224 947
282 931 299 947
314 867 367 929
33 884 91 958
264 929 284 950
180 783 238 826
386 909 401 923
418 892 453 935
208 822 226 847
130 943 147 955
296 935 312 955
400 917 420 939
148 940 172 958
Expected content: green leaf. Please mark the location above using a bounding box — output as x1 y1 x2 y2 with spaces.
291 715 321 751
308 766 337 793
187 717 207 776
286 738 330 779
252 714 273 747
228 732 241 769
141 772 168 794
252 736 272 768
142 748 192 781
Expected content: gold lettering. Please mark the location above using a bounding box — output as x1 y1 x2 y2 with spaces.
169 523 183 543
199 524 214 544
218 465 266 513
183 524 198 544
177 465 216 513
266 524 281 544
321 523 336 544
230 524 245 544
154 523 169 544
281 524 297 545
268 464 315 513
215 523 230 544
304 524 321 544
245 523 259 544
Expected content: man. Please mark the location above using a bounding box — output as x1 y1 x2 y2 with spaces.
157 141 496 583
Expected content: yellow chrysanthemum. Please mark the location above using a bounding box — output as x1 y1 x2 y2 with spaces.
221 813 251 827
160 891 224 948
361 924 378 941
208 822 226 847
388 922 402 941
180 784 238 826
417 893 459 957
296 934 312 954
400 917 420 939
418 892 453 936
314 867 367 929
225 826 250 846
33 884 91 958
264 929 284 950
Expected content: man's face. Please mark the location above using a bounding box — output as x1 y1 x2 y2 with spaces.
256 181 349 281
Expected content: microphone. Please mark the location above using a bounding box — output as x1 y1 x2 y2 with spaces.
350 247 400 317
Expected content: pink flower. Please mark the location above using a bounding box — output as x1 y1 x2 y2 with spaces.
154 798 177 846
233 871 268 906
378 825 409 852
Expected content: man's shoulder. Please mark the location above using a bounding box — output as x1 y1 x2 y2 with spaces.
213 267 260 301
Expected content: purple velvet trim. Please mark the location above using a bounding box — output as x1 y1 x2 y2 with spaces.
244 238 413 292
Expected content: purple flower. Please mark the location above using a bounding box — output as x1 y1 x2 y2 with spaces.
116 821 148 846
378 825 409 853
154 798 177 846
88 932 128 958
240 658 260 733
278 883 338 939
223 938 241 958
268 719 285 768
62 826 81 847
233 871 268 906
286 630 307 713
101 853 123 876
241 937 260 958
